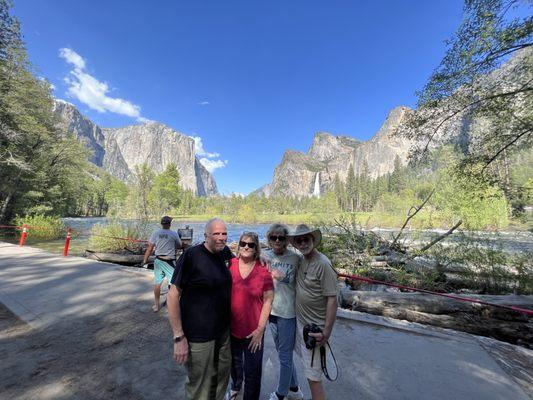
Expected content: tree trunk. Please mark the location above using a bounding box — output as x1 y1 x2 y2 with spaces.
0 192 13 223
340 290 533 346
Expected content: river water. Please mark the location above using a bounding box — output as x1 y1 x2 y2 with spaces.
1 217 532 256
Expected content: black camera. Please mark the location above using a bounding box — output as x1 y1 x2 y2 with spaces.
303 323 322 349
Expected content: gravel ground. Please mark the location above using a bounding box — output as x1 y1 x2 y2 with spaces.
0 302 185 400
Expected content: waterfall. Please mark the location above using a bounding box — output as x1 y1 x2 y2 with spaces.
312 172 320 197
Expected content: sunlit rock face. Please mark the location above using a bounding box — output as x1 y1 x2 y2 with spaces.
257 47 533 198
53 101 218 196
260 106 415 198
53 100 106 166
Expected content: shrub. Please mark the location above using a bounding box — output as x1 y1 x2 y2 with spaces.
13 215 65 240
88 223 146 252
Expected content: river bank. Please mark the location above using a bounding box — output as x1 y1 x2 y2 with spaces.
1 216 531 256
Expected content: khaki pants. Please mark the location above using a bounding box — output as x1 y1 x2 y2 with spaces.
186 330 231 400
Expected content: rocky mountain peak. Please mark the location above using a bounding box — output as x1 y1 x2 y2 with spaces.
53 99 106 166
309 132 361 162
372 106 412 142
53 101 218 196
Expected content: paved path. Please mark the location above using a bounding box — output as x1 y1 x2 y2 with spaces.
0 242 530 400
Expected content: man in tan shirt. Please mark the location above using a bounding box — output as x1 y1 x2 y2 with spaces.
289 224 338 400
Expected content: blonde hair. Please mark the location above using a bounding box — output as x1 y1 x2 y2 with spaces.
237 231 261 261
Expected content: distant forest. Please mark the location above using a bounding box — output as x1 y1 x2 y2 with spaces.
1 0 531 230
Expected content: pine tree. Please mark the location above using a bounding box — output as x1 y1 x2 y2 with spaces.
346 164 357 212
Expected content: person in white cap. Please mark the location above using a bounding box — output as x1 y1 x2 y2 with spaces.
142 215 182 312
289 224 338 400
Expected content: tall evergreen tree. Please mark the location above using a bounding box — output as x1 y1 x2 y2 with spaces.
0 0 89 222
346 164 357 212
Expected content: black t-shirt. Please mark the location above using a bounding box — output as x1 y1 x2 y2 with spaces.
171 243 233 342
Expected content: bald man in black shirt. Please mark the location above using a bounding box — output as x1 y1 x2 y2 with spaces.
168 218 233 400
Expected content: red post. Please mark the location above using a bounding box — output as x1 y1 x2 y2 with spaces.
19 225 28 246
63 228 72 256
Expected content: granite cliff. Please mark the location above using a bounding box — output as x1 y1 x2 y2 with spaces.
257 106 419 198
54 101 218 196
256 49 531 198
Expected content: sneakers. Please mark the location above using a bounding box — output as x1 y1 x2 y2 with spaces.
286 388 304 400
267 388 303 400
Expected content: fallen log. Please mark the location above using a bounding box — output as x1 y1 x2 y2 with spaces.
340 290 533 346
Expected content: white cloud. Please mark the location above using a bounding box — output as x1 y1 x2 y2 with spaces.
192 136 220 158
59 47 146 122
199 158 228 173
198 101 210 106
59 48 86 70
191 136 227 172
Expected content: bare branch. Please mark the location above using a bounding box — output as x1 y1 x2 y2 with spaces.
391 188 435 247
481 127 533 173
416 220 463 254
421 83 533 154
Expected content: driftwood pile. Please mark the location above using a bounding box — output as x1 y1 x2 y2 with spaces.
323 193 532 347
331 227 533 346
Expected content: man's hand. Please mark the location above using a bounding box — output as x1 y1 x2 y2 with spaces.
173 337 189 364
309 330 330 346
246 326 265 353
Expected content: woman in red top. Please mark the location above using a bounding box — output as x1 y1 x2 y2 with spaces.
228 232 274 400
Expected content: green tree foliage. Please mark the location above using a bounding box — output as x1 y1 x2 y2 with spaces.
388 155 407 194
432 164 509 229
0 0 91 223
400 0 532 170
148 163 182 216
128 163 155 221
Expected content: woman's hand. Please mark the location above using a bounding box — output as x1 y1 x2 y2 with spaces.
246 326 265 353
259 256 271 269
271 268 285 281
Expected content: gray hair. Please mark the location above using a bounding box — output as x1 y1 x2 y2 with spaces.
266 223 289 242
205 218 226 234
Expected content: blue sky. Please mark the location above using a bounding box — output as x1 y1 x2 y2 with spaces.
15 0 467 194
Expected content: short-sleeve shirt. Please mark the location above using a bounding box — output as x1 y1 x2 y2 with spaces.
295 251 338 327
170 243 233 342
264 249 300 318
149 229 181 258
229 258 274 339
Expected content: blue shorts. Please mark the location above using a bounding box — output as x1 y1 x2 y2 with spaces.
153 258 175 285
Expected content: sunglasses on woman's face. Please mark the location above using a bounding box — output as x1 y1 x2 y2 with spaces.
269 235 286 242
239 241 256 249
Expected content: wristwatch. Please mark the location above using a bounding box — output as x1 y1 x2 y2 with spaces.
173 335 184 343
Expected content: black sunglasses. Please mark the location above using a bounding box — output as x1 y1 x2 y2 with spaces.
239 241 257 249
269 235 287 242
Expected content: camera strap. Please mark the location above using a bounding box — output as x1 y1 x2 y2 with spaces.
310 341 338 382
